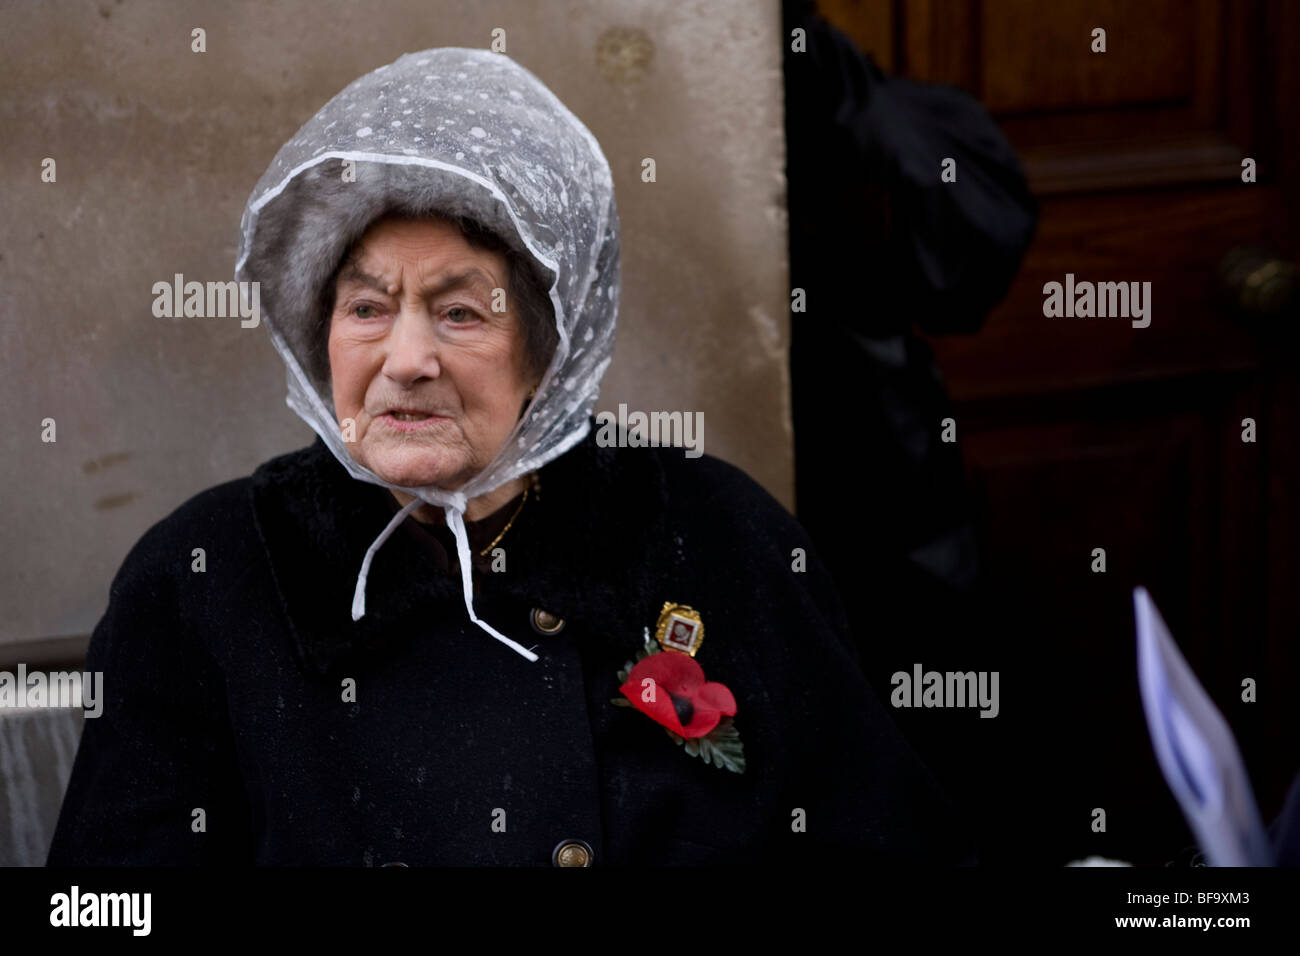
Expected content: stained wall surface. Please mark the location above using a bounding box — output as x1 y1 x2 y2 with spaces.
0 0 791 649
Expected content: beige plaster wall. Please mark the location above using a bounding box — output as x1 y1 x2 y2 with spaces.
0 0 791 649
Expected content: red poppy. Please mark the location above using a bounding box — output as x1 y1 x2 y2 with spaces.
619 650 737 739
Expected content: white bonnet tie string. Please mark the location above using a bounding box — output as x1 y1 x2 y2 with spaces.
350 494 539 661
444 504 539 662
351 497 422 621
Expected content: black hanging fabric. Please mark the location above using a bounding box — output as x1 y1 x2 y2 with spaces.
782 0 1039 862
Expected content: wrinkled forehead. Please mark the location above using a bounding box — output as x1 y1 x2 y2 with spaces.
331 215 512 294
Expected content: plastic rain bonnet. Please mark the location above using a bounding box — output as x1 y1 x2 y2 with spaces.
235 48 621 662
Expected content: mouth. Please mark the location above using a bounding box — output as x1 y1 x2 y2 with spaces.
377 408 449 429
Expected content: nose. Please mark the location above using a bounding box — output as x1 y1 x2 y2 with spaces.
381 303 441 386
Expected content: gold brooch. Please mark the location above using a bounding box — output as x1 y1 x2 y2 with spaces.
654 602 704 657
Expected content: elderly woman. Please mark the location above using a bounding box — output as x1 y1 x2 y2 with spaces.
47 48 970 866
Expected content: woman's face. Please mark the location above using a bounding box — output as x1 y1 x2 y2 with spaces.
327 216 534 490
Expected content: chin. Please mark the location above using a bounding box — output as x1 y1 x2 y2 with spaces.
366 446 466 490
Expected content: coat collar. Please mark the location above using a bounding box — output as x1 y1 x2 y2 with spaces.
249 425 673 677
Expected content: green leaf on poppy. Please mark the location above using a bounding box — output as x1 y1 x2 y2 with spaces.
698 717 746 774
661 719 746 773
610 697 632 707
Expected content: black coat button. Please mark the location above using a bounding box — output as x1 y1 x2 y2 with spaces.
531 608 565 635
551 839 593 866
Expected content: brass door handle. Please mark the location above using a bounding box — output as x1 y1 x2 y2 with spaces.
1215 245 1298 321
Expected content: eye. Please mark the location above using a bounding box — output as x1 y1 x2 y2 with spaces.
352 303 381 320
446 306 478 324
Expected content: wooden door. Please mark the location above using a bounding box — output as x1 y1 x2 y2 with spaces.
817 0 1300 863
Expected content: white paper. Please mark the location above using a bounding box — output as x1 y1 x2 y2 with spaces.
1134 586 1274 865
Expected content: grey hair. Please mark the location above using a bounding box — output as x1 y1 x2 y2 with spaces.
314 210 558 385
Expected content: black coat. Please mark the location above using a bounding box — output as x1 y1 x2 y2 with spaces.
47 428 973 866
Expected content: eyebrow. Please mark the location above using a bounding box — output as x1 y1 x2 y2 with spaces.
336 262 497 298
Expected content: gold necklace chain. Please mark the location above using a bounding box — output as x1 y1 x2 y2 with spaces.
477 474 535 557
